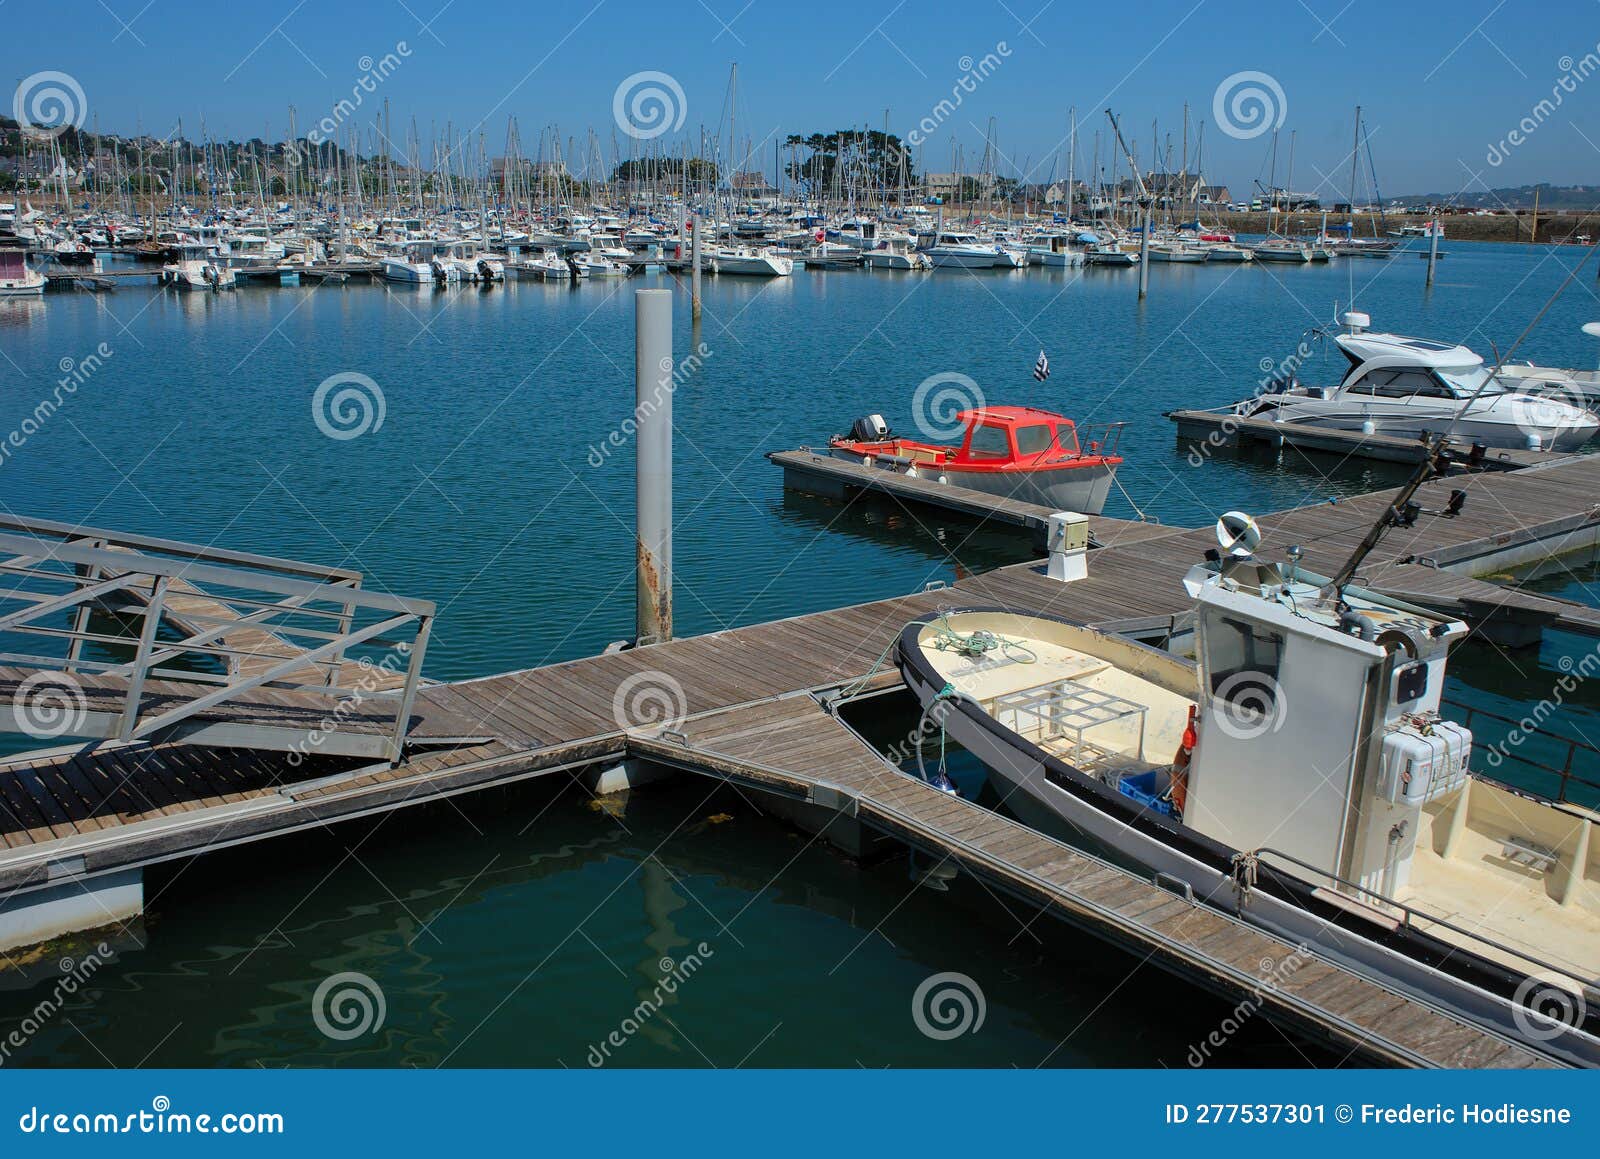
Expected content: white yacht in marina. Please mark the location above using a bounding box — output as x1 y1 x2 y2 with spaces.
1231 313 1599 451
862 237 932 270
711 245 794 276
926 231 1001 269
162 243 237 291
379 239 457 285
0 246 45 296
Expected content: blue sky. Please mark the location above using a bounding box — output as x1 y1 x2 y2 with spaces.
19 0 1600 198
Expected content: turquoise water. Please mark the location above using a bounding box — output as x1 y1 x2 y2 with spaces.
0 242 1595 1066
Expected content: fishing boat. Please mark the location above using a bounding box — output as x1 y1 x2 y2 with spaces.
896 510 1599 1066
828 407 1124 514
1230 313 1599 451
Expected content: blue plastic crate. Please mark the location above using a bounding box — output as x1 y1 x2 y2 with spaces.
1117 770 1176 818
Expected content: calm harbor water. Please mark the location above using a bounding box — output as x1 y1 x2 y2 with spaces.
1 240 1597 1066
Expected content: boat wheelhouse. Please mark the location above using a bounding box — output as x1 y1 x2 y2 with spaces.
829 405 1124 514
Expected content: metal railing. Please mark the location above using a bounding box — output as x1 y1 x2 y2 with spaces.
0 514 434 763
1440 696 1600 808
1253 845 1597 1004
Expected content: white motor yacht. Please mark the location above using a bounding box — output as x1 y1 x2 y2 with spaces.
570 251 629 278
927 231 1001 269
162 244 237 291
711 245 794 276
0 246 45 296
509 249 573 280
443 240 505 283
1024 233 1086 268
863 238 932 270
1232 313 1599 451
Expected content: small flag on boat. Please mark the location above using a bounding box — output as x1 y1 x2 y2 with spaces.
1033 350 1051 381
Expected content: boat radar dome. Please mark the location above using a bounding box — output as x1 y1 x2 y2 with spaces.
1342 311 1371 333
1216 511 1261 558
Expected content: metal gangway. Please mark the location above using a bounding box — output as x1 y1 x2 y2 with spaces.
0 513 434 763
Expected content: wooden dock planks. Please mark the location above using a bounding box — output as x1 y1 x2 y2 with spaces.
628 694 1550 1069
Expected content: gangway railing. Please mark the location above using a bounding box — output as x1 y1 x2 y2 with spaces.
0 513 434 762
1441 696 1600 809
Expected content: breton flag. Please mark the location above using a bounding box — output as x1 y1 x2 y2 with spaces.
1033 350 1051 382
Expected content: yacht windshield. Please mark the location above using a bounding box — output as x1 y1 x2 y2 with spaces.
1437 365 1502 397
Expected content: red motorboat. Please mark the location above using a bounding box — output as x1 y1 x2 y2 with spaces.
829 406 1124 515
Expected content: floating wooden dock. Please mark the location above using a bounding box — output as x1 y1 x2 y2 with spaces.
5 453 1600 1065
1169 408 1564 469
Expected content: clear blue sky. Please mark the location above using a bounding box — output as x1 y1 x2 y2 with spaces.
18 0 1600 199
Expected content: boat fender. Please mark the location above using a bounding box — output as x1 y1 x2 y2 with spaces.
1167 704 1197 814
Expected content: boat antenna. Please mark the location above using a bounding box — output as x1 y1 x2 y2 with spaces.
1325 230 1600 605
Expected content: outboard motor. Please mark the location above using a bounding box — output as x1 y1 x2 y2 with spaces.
851 414 891 441
477 259 494 284
202 263 220 291
430 259 448 287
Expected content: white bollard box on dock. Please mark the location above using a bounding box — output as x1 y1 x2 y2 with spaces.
1047 511 1089 582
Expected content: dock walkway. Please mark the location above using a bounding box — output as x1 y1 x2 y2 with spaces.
5 452 1600 1064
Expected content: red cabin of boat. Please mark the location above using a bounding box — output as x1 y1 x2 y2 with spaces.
833 406 1121 474
828 405 1125 513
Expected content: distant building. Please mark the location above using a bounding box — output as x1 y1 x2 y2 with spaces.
1197 184 1231 205
730 170 777 198
923 172 960 200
